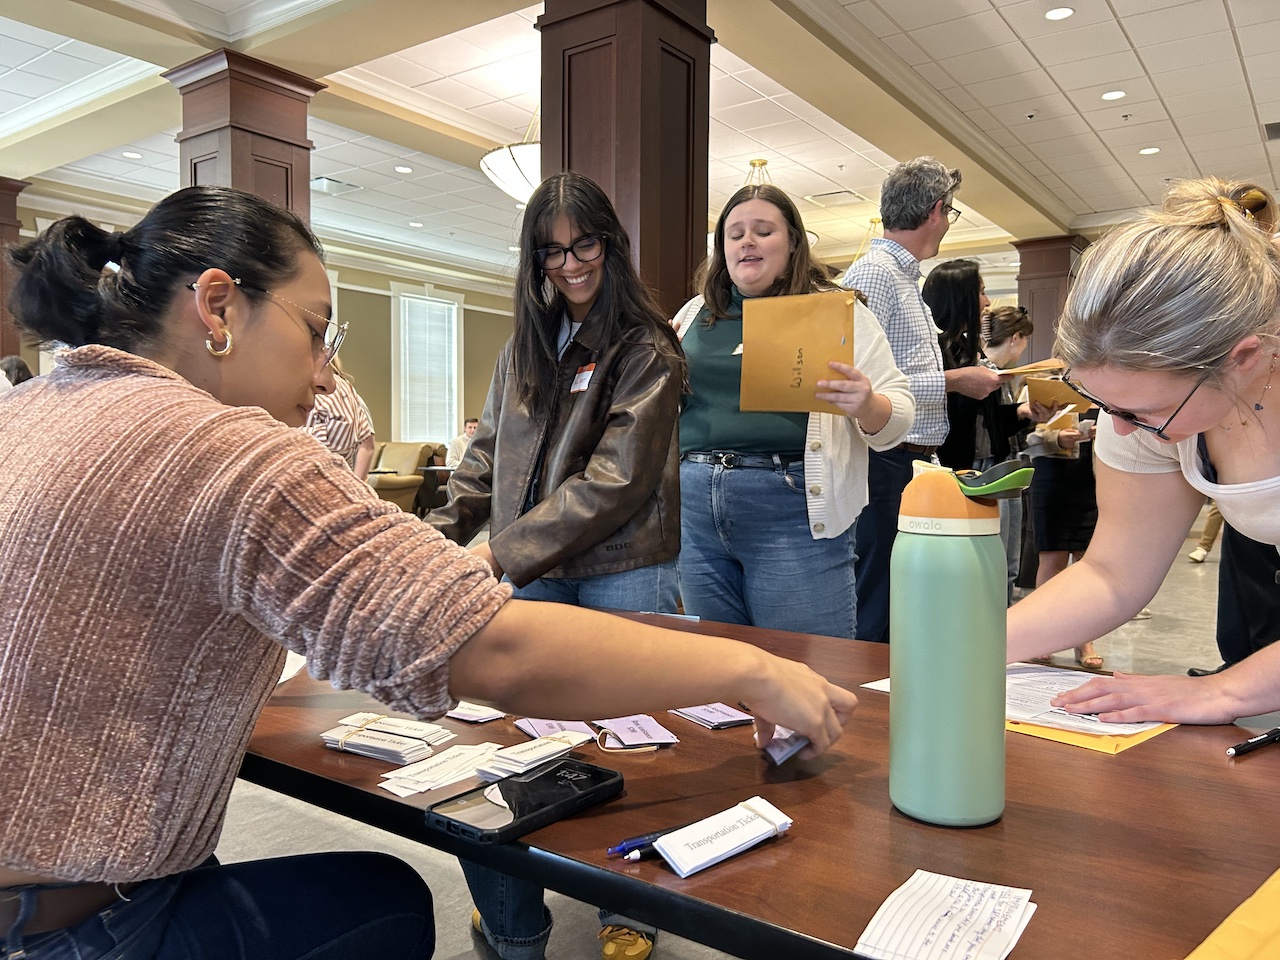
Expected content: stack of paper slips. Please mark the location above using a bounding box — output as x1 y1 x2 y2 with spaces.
515 718 596 739
855 870 1036 960
320 712 456 765
762 726 809 765
380 743 503 797
446 701 506 723
652 796 792 878
476 731 595 781
669 703 754 729
595 715 680 748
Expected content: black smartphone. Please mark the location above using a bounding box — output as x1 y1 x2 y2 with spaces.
426 758 623 844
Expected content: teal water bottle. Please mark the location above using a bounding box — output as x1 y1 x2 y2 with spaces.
888 466 1021 827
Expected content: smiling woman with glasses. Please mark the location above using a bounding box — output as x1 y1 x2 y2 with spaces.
1005 176 1280 728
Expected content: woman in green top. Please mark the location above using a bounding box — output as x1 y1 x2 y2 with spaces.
671 184 915 639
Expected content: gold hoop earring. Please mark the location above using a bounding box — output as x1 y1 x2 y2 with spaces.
205 328 233 357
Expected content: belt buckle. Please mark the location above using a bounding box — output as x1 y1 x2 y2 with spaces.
718 452 741 469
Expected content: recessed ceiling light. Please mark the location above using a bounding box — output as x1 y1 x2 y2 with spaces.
1045 7 1074 20
394 165 412 174
121 151 143 159
1139 147 1160 155
1101 90 1126 101
408 220 424 228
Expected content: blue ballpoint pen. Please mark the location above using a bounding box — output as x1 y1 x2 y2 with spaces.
606 824 689 857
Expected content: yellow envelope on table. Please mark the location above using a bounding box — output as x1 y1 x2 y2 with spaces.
1025 375 1091 411
1004 719 1177 754
740 291 856 415
1184 864 1280 959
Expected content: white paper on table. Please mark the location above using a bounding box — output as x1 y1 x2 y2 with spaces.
652 796 791 879
855 869 1036 960
859 665 1163 737
594 715 680 747
381 743 502 793
278 651 307 684
446 701 506 723
515 718 596 739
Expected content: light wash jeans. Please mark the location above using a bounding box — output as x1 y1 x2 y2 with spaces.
463 560 676 960
3 853 433 960
678 457 857 639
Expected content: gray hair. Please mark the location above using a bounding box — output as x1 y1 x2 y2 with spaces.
1056 178 1280 384
878 157 961 232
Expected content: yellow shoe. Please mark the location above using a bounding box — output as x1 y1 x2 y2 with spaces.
472 907 483 934
599 925 654 960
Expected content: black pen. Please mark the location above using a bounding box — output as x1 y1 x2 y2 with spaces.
1226 726 1280 758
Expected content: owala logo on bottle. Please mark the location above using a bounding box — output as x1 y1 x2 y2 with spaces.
905 517 944 532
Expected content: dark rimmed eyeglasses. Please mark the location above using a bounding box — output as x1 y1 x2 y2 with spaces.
187 278 347 367
534 234 605 270
1062 367 1212 441
941 202 962 224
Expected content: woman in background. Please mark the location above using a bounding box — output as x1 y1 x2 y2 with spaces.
428 171 687 960
301 357 376 480
672 183 913 640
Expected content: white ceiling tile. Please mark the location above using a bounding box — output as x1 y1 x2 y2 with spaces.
986 92 1079 127
1139 31 1238 74
785 138 862 165
468 98 533 136
364 54 442 88
1024 21 1130 67
1004 143 1036 163
717 98 795 130
842 1 898 38
1045 50 1146 90
454 55 538 100
1123 0 1232 46
0 69 60 98
912 62 952 89
997 0 1116 39
1097 117 1179 145
1022 158 1051 176
711 46 753 75
1110 0 1205 13
882 0 991 31
22 49 116 83
1190 145 1269 170
1063 76 1159 111
1006 113 1095 143
746 120 828 149
315 140 401 168
1082 101 1171 131
399 35 496 75
1153 60 1246 96
1239 19 1280 58
1028 131 1109 159
938 42 1039 84
911 10 1018 60
773 93 824 120
880 33 931 66
710 76 762 111
1046 151 1119 174
709 129 766 159
0 36 47 69
965 70 1060 107
965 107 1000 130
0 16 68 49
57 39 128 67
1164 85 1252 119
941 87 981 112
1176 106 1261 136
1245 54 1280 83
735 67 790 99
0 88 27 113
415 76 493 110
1230 0 1280 27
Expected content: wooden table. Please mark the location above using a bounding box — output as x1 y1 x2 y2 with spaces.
242 615 1280 959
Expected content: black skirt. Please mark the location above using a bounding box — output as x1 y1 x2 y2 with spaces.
1030 450 1098 553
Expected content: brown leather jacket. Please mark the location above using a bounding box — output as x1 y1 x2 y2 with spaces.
427 318 682 587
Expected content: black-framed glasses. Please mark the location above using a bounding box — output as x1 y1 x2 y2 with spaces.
534 234 605 270
941 202 962 224
187 278 347 367
1062 367 1212 441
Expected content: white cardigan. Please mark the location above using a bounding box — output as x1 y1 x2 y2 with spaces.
673 295 914 539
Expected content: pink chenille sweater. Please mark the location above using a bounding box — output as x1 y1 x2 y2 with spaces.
0 346 511 882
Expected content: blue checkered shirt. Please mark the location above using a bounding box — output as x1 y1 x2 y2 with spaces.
840 238 947 445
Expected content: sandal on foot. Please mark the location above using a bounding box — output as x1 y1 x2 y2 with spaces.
600 925 654 960
1074 646 1104 670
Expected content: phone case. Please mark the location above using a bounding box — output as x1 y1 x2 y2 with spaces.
425 758 623 844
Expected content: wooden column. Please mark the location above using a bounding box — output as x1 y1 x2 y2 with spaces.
162 50 324 223
0 177 31 357
1013 234 1090 360
539 0 712 317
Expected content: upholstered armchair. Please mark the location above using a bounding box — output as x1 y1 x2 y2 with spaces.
366 441 432 511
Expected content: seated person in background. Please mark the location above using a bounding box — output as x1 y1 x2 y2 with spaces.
0 184 856 960
301 357 376 480
1 355 33 387
445 417 478 468
1007 177 1280 725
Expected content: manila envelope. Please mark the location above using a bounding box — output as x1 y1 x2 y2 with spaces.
740 291 856 415
1025 375 1091 411
1000 357 1066 377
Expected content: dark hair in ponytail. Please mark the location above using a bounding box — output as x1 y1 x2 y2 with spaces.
8 185 323 351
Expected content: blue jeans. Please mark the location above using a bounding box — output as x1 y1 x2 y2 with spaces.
853 446 917 643
464 561 675 960
4 853 433 960
677 458 857 639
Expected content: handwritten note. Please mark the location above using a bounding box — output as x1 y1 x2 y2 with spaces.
856 870 1036 960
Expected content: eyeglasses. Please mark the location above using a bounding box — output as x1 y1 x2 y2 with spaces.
941 202 962 224
534 235 605 270
187 278 347 367
1062 367 1212 441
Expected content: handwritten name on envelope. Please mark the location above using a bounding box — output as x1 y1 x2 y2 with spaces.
740 290 856 415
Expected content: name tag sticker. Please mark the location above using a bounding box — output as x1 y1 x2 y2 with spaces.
571 363 595 393
732 343 744 356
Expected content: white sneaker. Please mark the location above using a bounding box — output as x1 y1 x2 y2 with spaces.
1130 607 1153 621
1188 547 1209 563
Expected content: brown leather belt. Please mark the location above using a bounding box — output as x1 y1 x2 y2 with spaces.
0 881 138 938
899 443 938 457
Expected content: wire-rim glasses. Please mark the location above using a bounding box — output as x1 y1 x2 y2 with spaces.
534 234 605 270
1062 367 1212 441
187 278 347 367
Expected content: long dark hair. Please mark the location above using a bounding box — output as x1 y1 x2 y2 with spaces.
8 185 322 352
512 171 685 418
923 259 983 366
697 184 837 324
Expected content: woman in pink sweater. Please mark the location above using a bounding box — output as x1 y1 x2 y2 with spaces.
0 185 855 960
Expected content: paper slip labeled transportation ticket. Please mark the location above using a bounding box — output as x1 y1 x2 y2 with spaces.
380 743 503 796
652 796 792 878
321 713 456 764
476 732 595 781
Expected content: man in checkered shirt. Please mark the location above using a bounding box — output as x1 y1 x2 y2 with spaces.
840 157 1002 643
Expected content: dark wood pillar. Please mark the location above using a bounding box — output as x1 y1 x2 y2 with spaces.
539 0 712 317
0 177 31 357
1013 234 1090 360
162 50 324 223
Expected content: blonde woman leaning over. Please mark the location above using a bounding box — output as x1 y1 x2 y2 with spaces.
1007 178 1280 725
